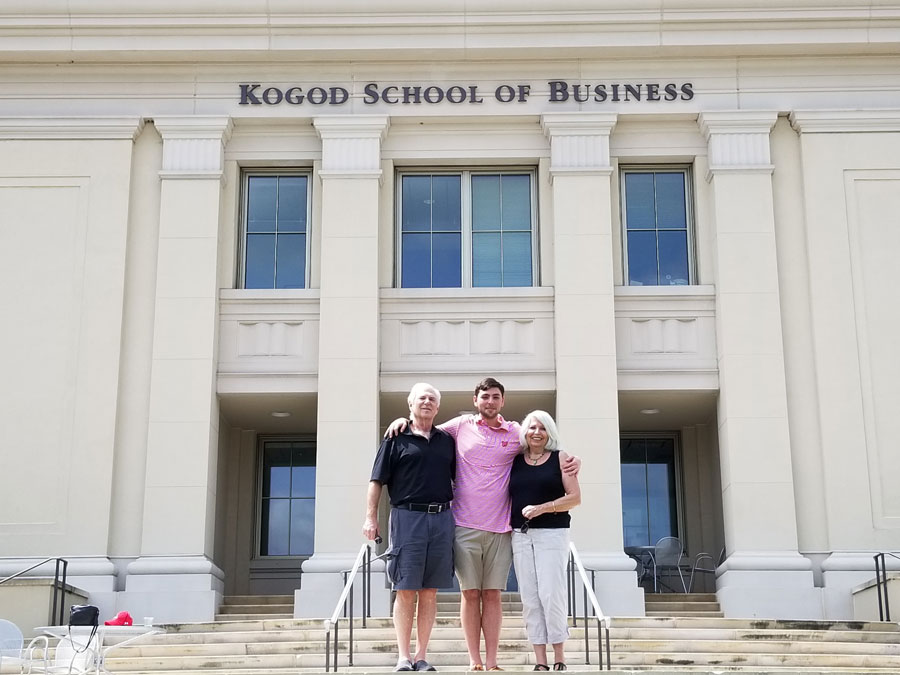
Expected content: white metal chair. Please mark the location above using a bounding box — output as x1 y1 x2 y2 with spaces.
49 628 99 675
651 536 688 593
0 619 49 674
688 546 726 593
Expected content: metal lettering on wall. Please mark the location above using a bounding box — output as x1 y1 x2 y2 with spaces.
238 81 694 106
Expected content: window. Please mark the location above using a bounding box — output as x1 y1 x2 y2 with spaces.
259 439 316 556
241 172 310 289
620 436 680 548
621 167 693 286
397 170 536 288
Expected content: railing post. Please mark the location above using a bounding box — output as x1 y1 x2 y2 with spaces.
342 571 349 618
875 554 885 622
334 619 339 669
605 622 611 670
349 575 355 666
582 584 589 664
596 618 602 670
325 625 331 672
52 559 61 626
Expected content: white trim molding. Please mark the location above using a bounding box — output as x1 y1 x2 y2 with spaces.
0 117 144 140
790 109 900 134
313 115 390 179
541 112 617 180
153 116 234 179
698 111 777 180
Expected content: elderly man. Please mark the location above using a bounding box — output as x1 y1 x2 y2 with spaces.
363 383 456 672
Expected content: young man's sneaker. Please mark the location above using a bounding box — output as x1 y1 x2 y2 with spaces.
395 659 414 671
414 660 437 671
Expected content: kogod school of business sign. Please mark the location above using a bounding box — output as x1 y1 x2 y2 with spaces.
238 80 695 106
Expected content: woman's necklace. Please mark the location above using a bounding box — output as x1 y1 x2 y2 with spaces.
527 450 546 465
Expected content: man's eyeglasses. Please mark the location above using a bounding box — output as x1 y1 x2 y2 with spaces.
520 520 531 534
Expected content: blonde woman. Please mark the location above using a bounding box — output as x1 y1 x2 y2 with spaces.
509 411 581 671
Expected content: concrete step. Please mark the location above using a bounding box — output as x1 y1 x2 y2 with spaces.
646 611 725 618
645 593 717 602
213 614 296 622
223 596 294 606
644 602 722 612
218 605 294 615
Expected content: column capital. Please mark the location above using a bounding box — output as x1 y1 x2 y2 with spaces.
0 117 144 140
541 112 617 179
313 115 390 179
790 109 900 134
153 116 233 180
698 111 777 179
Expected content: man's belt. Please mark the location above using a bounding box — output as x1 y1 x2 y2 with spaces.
404 502 451 513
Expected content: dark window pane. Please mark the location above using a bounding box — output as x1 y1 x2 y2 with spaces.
402 176 432 232
627 230 658 286
263 444 292 498
275 233 306 289
655 173 687 229
260 499 290 556
432 233 462 288
502 232 532 287
291 465 316 498
472 175 501 231
245 234 275 289
619 438 678 549
247 177 277 233
624 173 656 229
289 500 316 556
431 175 461 231
277 176 307 233
473 232 501 287
501 175 531 231
401 232 431 288
658 231 689 285
292 445 316 466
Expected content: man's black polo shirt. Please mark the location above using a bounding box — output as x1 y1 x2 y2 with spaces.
370 426 456 507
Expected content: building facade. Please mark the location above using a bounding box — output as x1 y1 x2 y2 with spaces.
1 1 899 623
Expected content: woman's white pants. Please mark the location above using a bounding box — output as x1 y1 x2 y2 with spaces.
512 527 571 645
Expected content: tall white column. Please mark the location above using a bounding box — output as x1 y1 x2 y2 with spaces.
296 116 390 618
541 113 643 616
122 117 233 622
699 111 821 618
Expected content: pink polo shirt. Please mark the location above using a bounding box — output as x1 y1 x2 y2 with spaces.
439 414 521 534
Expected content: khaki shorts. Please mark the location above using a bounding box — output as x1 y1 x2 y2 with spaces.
454 526 513 591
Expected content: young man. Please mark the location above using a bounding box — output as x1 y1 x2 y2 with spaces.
388 377 580 671
364 383 456 672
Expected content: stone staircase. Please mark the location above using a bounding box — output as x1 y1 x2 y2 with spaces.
644 593 723 618
215 595 294 622
44 593 900 673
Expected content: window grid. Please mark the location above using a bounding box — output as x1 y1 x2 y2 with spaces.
620 167 694 287
396 169 537 288
257 438 316 558
240 171 311 290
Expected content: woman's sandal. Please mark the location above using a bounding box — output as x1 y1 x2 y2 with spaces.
553 664 567 671
533 665 550 671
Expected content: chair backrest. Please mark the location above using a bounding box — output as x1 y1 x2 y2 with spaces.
717 546 727 566
654 536 684 565
54 628 99 674
0 619 24 666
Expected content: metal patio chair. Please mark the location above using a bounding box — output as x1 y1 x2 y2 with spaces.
689 546 726 593
0 619 49 674
652 536 688 593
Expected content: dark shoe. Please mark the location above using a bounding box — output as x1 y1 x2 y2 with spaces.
553 664 567 671
533 666 550 671
395 659 414 671
414 661 436 672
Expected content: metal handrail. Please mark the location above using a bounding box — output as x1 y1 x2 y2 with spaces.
566 542 611 670
324 542 385 671
0 557 69 625
873 552 900 621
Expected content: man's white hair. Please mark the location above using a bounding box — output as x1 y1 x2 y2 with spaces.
408 382 441 405
519 409 561 451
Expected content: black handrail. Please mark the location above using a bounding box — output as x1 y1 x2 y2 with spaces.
0 557 69 625
873 552 900 621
